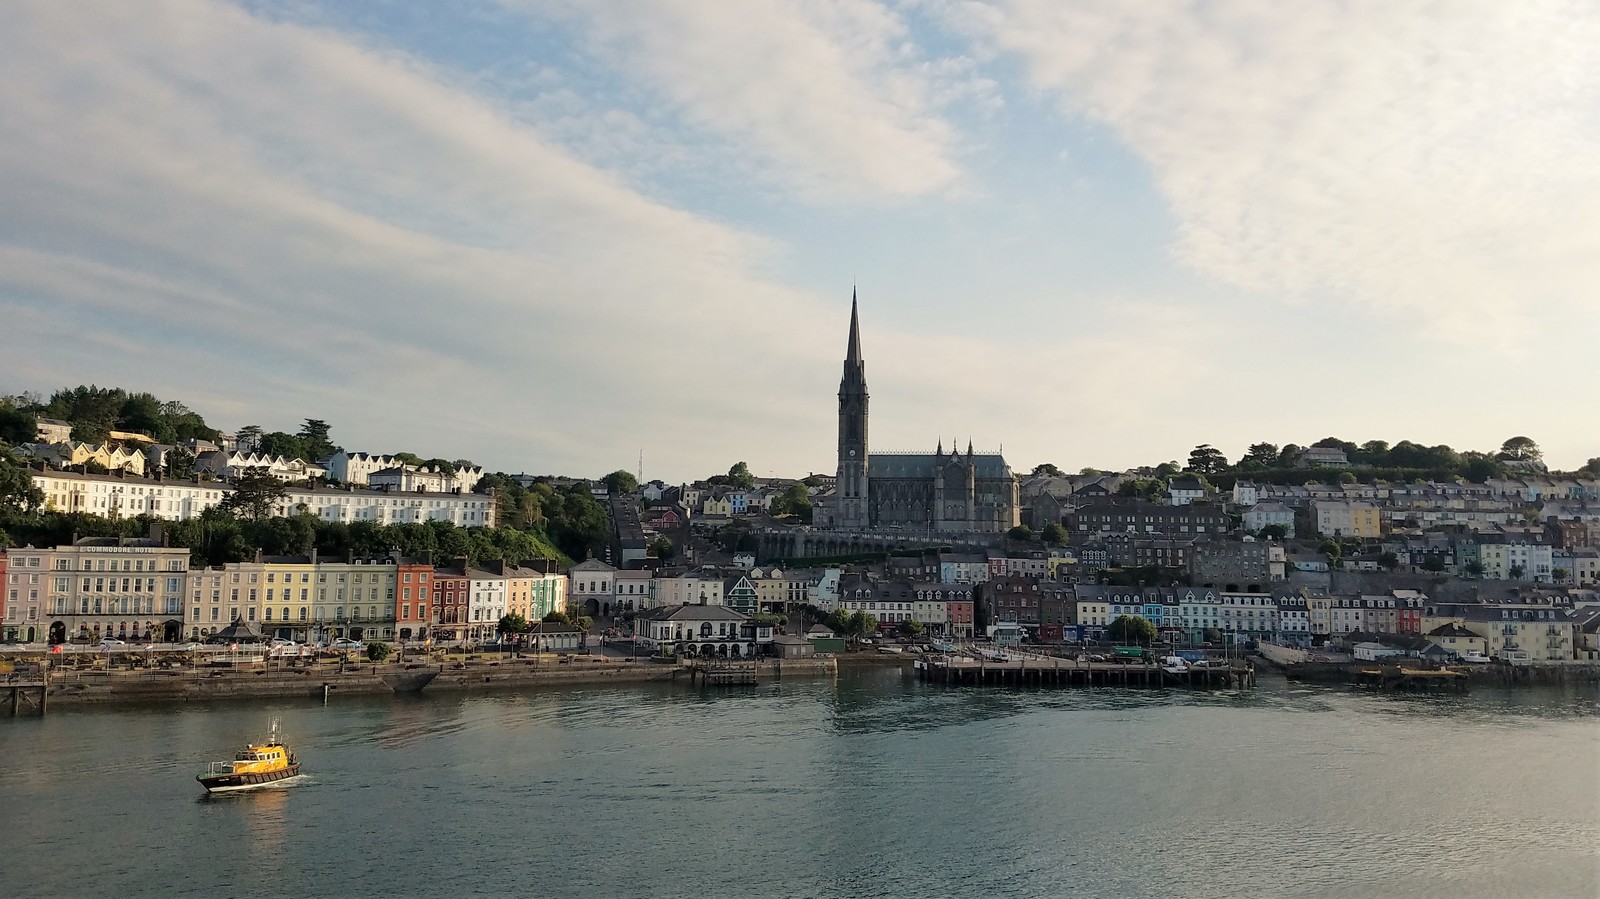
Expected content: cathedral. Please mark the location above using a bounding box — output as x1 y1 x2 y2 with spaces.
823 294 1020 533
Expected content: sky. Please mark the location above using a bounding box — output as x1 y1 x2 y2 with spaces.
2 0 1597 483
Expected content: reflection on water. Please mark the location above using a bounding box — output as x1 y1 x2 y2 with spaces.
1 671 1596 899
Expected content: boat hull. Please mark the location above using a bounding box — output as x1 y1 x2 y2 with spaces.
197 763 301 794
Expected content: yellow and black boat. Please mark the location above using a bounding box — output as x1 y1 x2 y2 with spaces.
197 720 301 794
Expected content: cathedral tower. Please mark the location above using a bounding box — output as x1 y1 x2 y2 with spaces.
836 291 870 529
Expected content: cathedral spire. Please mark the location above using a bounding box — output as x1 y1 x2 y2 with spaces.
845 288 863 369
937 437 943 455
967 438 974 458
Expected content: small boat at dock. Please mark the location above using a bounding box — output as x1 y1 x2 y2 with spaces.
197 720 300 794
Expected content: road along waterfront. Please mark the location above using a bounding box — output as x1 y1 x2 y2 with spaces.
2 668 1596 899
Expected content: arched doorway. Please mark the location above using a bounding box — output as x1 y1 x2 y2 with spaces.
162 620 181 643
699 644 715 657
717 644 728 656
399 628 413 641
583 598 600 618
601 602 611 618
25 626 36 643
49 621 66 645
730 644 741 657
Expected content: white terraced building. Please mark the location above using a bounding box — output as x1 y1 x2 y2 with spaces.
21 471 494 528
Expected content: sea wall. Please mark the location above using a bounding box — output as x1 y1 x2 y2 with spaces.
26 655 857 708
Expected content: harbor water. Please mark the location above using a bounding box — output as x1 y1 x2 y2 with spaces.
1 669 1597 898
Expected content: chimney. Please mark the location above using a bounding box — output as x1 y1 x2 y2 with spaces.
310 547 318 566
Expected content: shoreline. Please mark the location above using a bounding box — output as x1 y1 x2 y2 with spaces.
6 653 913 710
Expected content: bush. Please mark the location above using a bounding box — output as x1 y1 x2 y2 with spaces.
365 642 392 663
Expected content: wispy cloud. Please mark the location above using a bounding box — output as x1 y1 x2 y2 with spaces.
951 0 1600 346
0 0 838 475
503 0 969 202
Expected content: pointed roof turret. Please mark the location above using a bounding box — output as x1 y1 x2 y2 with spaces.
937 437 943 455
845 288 863 368
967 439 974 458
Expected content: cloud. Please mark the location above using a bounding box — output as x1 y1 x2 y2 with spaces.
503 0 969 202
951 0 1600 345
0 0 841 478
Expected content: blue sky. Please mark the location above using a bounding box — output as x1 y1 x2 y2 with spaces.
2 0 1597 482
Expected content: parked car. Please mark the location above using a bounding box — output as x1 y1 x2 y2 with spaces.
331 638 364 651
99 638 128 648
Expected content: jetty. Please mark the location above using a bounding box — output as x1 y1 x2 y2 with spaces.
686 658 759 687
6 666 48 716
914 652 1254 689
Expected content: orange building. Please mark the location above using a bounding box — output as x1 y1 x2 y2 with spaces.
394 559 434 642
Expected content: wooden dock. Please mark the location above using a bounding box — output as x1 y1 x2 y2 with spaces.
7 670 48 716
914 654 1254 690
686 659 759 687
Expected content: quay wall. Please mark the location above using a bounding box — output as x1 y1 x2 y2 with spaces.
26 655 853 709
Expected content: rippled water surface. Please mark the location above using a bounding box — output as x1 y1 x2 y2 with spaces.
2 671 1598 898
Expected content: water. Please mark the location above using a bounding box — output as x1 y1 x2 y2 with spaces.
2 671 1598 898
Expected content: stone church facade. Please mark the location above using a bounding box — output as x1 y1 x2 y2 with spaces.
821 295 1020 533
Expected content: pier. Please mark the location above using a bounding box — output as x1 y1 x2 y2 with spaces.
914 653 1254 689
6 668 48 716
687 658 759 687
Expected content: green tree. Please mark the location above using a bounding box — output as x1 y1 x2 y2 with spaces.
1042 523 1068 544
1497 436 1541 463
1463 454 1502 483
1238 442 1280 469
166 446 196 479
850 611 878 637
770 483 813 522
1356 440 1391 465
1509 564 1526 580
256 431 308 460
0 402 38 446
649 535 675 560
1378 551 1400 571
898 619 925 637
727 461 755 490
602 470 639 495
1422 555 1447 573
1319 539 1343 566
1031 463 1064 477
1553 568 1570 583
1203 627 1224 644
1187 444 1228 474
1007 524 1034 541
219 468 289 521
1259 524 1288 541
0 445 45 511
298 419 334 461
542 610 572 625
1465 561 1485 578
1107 615 1157 644
497 613 529 637
1583 458 1600 476
365 642 392 663
235 425 263 451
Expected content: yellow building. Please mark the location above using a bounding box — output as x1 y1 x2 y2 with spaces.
1074 598 1110 628
1421 604 1574 662
1312 500 1382 539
